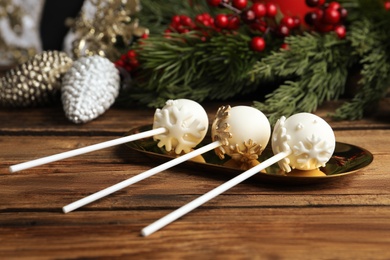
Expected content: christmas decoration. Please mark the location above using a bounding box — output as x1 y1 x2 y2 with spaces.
63 0 148 61
0 51 73 107
113 0 389 123
1 0 389 124
0 0 45 65
61 55 120 124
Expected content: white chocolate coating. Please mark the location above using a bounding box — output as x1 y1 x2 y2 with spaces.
212 106 271 159
152 99 209 154
271 113 335 172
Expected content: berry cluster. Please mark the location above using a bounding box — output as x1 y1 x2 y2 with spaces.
164 0 299 51
208 0 303 51
304 0 347 39
114 50 139 73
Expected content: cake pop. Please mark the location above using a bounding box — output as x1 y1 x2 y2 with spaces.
9 99 208 173
141 113 335 236
272 113 335 176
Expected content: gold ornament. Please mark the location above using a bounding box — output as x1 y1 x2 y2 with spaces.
67 0 148 61
211 105 233 159
228 140 262 170
0 0 41 65
0 51 73 107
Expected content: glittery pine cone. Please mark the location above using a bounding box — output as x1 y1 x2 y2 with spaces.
61 55 120 124
0 51 73 107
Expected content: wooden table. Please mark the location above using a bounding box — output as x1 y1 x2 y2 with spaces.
1 100 389 259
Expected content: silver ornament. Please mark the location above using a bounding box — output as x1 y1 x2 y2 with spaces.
61 55 120 124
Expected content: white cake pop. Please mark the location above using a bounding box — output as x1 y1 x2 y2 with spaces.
153 99 209 154
271 113 336 172
211 105 271 169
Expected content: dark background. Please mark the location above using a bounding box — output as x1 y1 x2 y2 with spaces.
39 0 84 50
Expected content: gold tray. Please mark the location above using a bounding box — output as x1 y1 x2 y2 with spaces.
125 125 373 185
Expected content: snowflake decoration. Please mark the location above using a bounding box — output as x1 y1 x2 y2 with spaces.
229 139 263 170
271 116 292 172
292 135 334 170
153 100 206 154
211 105 233 159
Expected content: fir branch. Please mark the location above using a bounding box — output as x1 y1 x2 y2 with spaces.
135 0 212 34
127 32 266 107
252 33 353 124
334 16 390 120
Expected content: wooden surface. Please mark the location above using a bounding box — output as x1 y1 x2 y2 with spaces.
0 99 389 259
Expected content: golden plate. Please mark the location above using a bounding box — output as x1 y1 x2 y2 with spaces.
125 125 373 185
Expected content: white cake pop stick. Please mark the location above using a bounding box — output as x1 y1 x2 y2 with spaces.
141 113 336 236
9 128 166 173
63 141 221 213
63 105 271 213
9 99 208 173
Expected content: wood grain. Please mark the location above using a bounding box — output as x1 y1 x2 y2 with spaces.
0 100 389 259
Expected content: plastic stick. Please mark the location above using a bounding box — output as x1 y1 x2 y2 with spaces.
9 127 167 173
141 151 291 237
62 141 222 213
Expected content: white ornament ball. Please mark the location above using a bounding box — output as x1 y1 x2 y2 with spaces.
212 106 271 158
152 99 209 154
271 113 336 172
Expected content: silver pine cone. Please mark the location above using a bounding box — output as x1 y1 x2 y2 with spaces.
61 55 120 124
0 51 73 107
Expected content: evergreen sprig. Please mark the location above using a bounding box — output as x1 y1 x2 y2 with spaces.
128 31 269 107
334 15 390 119
252 33 353 124
119 0 389 121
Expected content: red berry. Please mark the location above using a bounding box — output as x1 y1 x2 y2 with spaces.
195 14 205 23
281 16 295 29
241 9 256 23
304 12 317 26
171 15 181 25
339 8 348 19
127 50 136 59
277 25 290 37
215 14 229 28
232 0 247 10
180 15 193 27
227 15 241 30
386 1 390 10
334 25 346 39
281 43 289 50
129 59 140 68
115 60 124 67
207 0 222 7
203 13 212 21
251 3 266 17
293 16 301 28
314 8 324 21
323 8 340 24
328 2 341 10
266 3 278 17
251 37 266 52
